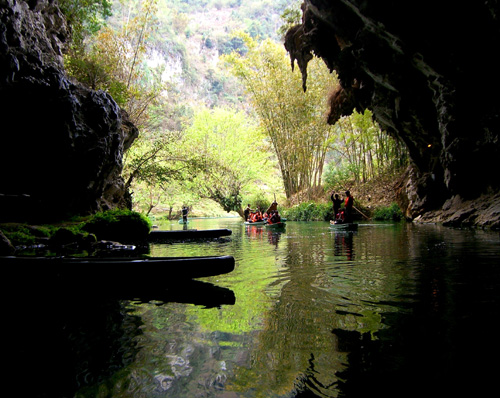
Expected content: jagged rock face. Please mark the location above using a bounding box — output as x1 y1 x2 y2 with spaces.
0 0 138 221
286 0 500 219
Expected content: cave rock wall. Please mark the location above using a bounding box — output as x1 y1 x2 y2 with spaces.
0 0 138 221
285 0 500 224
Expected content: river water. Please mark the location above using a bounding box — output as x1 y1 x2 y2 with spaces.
9 219 500 397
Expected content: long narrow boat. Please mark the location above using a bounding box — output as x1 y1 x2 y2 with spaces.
148 228 232 241
2 254 235 279
244 221 266 226
329 220 358 231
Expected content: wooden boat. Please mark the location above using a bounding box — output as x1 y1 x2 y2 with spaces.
148 228 232 241
1 254 235 280
244 220 266 226
329 220 358 231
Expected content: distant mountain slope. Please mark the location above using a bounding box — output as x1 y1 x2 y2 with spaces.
111 0 297 111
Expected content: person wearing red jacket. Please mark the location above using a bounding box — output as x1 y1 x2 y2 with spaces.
344 190 354 223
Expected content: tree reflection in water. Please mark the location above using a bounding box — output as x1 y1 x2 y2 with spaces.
10 220 500 398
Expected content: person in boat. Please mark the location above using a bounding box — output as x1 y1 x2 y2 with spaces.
255 208 263 221
248 208 262 223
266 200 278 214
181 206 189 222
331 193 342 219
269 210 281 224
344 190 354 223
244 204 253 221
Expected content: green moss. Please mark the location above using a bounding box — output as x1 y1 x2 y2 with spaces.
81 209 152 242
0 224 51 246
1 209 151 250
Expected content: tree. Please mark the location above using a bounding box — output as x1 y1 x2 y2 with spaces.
182 107 272 215
224 33 338 199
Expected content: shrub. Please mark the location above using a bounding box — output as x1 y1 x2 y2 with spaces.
82 209 152 242
373 203 404 221
283 202 333 221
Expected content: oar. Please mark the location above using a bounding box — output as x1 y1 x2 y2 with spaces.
353 204 370 220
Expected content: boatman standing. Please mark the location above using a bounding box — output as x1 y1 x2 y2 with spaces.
182 206 189 223
331 192 342 219
344 191 354 223
244 204 253 221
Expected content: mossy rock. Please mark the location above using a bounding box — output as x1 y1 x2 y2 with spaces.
82 209 151 242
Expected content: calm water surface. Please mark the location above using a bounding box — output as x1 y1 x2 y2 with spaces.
9 219 500 397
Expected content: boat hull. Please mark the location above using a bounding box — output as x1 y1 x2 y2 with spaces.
1 255 235 280
329 222 358 231
265 222 286 229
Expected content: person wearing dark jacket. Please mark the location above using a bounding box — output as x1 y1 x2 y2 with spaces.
331 192 342 219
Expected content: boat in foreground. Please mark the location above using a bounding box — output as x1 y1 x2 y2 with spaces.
329 220 358 231
1 254 235 280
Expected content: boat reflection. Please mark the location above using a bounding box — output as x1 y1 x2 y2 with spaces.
333 231 355 260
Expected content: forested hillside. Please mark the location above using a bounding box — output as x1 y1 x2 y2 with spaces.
117 0 297 112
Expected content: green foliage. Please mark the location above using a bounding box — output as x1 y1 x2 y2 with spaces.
373 203 404 221
65 0 162 128
323 162 357 189
242 193 271 213
82 209 152 241
181 107 275 214
282 202 333 221
58 0 112 46
0 225 40 246
325 109 409 189
277 0 302 39
224 33 339 200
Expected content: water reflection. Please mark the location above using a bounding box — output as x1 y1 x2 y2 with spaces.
332 231 354 260
9 220 500 397
244 224 283 247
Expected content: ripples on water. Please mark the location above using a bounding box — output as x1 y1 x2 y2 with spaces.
8 219 500 397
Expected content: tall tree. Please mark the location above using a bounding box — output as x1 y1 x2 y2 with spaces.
224 33 338 199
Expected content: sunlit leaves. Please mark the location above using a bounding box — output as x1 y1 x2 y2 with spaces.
325 109 408 187
224 33 339 199
182 107 272 213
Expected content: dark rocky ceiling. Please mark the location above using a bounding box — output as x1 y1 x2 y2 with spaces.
285 0 500 220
